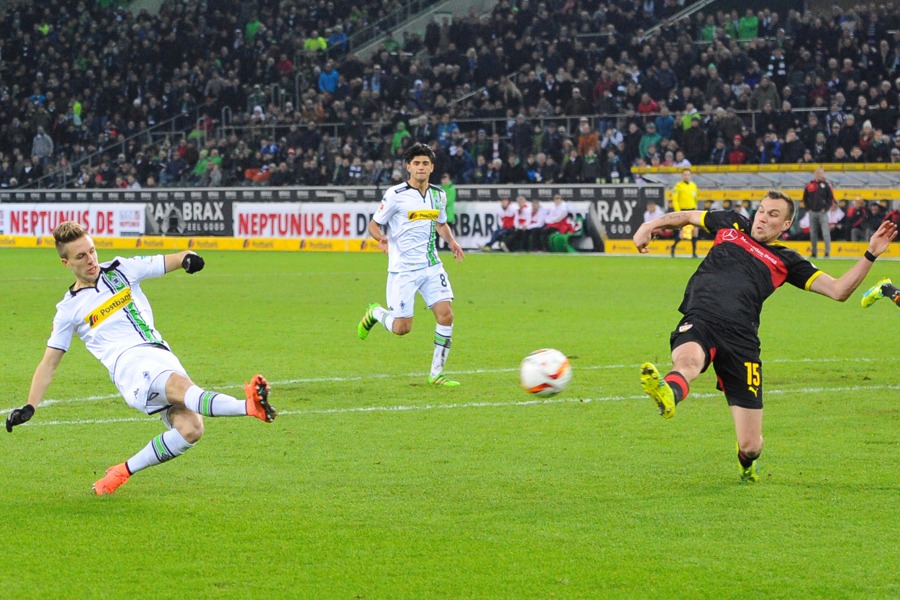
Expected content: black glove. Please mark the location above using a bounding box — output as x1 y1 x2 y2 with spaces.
6 404 35 433
182 253 205 274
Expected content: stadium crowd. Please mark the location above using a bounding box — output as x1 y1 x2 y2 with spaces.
1 0 900 222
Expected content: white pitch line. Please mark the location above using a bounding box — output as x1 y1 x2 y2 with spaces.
14 383 900 429
4 355 896 415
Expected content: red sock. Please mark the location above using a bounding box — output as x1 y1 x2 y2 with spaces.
664 371 689 404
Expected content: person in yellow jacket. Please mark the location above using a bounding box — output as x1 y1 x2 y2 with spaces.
670 167 699 257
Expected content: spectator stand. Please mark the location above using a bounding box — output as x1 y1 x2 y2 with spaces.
6 0 900 195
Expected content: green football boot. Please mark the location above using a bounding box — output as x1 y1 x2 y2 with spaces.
428 373 460 387
640 362 676 419
861 277 892 308
358 303 381 340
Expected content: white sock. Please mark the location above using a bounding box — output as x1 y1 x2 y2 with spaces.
125 428 194 474
374 306 395 333
430 323 453 377
182 385 247 417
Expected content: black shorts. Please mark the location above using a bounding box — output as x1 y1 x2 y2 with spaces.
669 315 763 409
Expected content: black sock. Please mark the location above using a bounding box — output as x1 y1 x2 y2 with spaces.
883 284 900 305
737 450 758 468
664 371 689 404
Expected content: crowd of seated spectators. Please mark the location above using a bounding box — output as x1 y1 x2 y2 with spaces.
2 0 900 191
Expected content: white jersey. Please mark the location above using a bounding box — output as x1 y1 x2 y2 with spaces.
47 255 169 379
528 206 549 229
373 181 447 272
545 201 569 225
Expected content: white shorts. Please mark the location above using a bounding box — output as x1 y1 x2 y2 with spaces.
386 264 454 318
113 344 188 415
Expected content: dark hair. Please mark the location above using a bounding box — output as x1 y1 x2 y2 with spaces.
764 190 795 220
53 221 87 258
403 142 435 164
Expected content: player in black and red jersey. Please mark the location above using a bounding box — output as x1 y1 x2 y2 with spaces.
632 191 897 482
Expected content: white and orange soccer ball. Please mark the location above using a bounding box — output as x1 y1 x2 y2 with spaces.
519 349 572 396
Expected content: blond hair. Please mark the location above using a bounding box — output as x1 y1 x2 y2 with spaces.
53 221 87 258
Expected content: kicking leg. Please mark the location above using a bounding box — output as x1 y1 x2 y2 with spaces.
93 368 276 495
640 341 705 419
93 404 201 496
167 372 274 421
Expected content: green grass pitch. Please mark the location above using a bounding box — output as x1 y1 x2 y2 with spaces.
1 248 898 599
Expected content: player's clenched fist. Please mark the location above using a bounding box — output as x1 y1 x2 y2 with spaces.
182 253 205 274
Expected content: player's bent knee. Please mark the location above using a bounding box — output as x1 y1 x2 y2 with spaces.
173 410 204 443
432 301 453 325
179 420 204 444
393 318 413 335
737 437 763 458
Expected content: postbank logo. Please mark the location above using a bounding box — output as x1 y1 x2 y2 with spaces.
85 288 132 328
407 209 439 221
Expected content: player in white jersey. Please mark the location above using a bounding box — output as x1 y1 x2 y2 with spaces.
357 142 465 385
5 221 276 495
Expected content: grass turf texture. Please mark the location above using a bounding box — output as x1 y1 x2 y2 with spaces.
1 248 897 599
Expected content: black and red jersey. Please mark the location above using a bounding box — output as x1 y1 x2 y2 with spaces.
678 210 823 330
802 180 834 212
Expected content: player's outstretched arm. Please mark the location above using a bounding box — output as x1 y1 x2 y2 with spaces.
164 251 205 274
633 210 704 253
810 221 898 301
8 347 65 432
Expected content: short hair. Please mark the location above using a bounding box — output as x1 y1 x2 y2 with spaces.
53 221 87 258
403 142 435 164
764 190 795 220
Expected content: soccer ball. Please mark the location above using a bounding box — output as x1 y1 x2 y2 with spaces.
519 349 572 396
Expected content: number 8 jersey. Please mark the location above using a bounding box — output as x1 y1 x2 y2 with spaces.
373 182 448 273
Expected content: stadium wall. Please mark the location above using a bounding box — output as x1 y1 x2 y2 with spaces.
0 185 897 257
